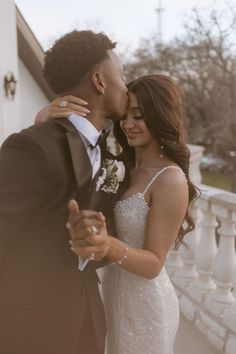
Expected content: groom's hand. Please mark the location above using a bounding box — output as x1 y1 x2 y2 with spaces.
67 200 103 240
66 200 111 261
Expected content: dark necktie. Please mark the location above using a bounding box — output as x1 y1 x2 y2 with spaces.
88 135 102 150
88 129 110 150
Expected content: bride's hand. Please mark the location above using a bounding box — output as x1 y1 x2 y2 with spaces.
34 95 90 124
67 204 110 261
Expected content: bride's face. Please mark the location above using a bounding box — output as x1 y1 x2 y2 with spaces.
120 92 155 148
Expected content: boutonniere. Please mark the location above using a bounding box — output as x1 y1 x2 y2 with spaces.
96 159 125 194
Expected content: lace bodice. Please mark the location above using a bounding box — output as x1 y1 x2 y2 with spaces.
114 193 149 248
114 165 182 248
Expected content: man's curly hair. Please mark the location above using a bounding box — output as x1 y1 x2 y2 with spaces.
43 30 116 94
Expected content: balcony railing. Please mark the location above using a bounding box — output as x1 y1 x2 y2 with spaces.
166 145 236 354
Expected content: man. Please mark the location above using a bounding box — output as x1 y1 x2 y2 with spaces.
0 30 128 354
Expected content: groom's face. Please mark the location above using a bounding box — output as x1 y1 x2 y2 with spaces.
101 51 128 121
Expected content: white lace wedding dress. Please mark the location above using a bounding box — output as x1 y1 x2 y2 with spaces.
101 166 180 354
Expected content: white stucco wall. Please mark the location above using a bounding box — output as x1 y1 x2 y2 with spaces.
0 1 49 144
18 59 49 129
0 0 21 144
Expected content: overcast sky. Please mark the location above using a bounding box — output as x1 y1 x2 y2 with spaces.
15 0 231 53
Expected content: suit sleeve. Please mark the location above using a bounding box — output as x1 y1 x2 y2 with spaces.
0 132 50 244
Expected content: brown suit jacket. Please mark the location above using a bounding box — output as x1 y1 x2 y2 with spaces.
0 118 127 354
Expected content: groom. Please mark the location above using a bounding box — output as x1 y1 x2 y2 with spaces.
0 30 128 354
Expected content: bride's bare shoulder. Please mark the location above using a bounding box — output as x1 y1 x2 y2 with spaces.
158 166 186 185
151 166 188 203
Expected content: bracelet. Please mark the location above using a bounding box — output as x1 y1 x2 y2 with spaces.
112 245 128 265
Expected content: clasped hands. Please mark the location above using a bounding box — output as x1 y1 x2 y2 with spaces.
66 200 111 261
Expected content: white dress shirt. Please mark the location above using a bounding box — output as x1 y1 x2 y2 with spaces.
68 114 101 179
68 114 102 271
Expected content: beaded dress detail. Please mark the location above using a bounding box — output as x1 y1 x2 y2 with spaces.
101 166 180 354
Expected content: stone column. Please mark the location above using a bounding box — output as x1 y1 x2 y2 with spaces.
188 143 205 184
188 190 218 303
205 193 236 317
223 207 236 339
172 203 201 290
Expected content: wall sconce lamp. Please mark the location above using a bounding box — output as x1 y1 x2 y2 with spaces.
4 72 17 100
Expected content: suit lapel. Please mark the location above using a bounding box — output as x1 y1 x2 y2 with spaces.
55 119 92 190
55 119 129 216
87 151 105 211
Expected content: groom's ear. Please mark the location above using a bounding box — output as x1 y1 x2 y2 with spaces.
91 71 105 95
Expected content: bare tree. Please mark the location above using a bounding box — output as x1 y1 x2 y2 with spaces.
124 3 236 190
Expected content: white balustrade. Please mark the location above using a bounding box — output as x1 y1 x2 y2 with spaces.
205 193 236 317
164 145 236 352
224 302 236 337
232 208 236 299
172 203 202 291
188 144 205 184
187 189 218 303
166 247 182 278
223 208 236 336
166 185 236 353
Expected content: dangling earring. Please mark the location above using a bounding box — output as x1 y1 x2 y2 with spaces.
160 138 164 158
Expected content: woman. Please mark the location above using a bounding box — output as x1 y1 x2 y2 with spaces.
36 75 198 354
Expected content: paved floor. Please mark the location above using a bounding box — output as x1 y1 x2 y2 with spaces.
174 315 224 354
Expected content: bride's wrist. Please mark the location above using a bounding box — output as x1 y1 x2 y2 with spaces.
107 238 128 265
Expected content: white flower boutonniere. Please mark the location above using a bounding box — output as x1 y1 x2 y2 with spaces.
96 159 125 194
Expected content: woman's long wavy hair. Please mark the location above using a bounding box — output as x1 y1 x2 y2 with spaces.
114 74 199 248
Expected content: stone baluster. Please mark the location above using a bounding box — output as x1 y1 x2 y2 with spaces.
165 247 182 279
223 208 236 339
188 144 205 184
205 193 236 317
232 208 236 298
188 190 218 303
169 144 203 286
172 202 202 291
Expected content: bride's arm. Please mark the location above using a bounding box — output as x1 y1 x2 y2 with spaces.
108 170 188 278
70 169 188 279
34 96 90 124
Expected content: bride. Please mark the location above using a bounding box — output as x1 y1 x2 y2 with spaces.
36 74 198 354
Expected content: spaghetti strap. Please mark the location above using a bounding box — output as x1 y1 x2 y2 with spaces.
142 165 183 196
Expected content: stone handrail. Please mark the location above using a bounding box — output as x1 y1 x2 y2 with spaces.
166 186 236 354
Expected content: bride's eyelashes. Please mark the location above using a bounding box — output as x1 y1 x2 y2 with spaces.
120 115 143 121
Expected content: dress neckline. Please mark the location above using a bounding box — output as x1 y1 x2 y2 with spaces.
118 165 181 204
116 192 150 209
